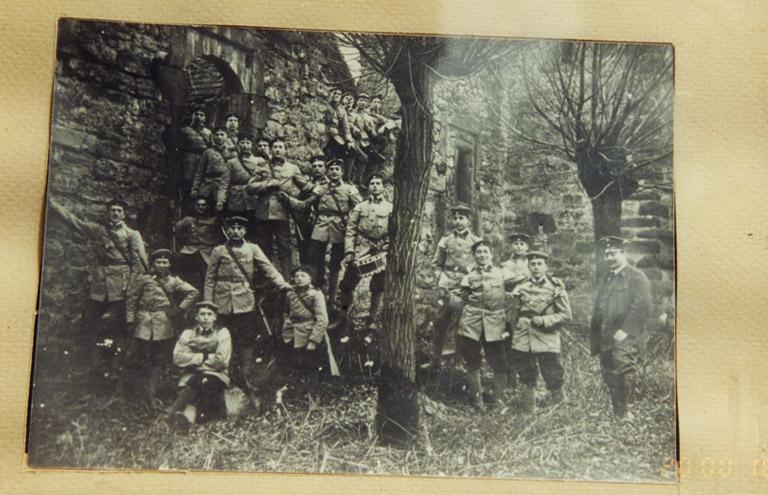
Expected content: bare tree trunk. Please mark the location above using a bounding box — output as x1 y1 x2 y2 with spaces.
376 44 436 447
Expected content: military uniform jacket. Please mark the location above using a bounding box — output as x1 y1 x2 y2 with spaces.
174 326 232 387
246 159 306 221
458 264 508 342
126 274 199 341
222 133 239 161
590 264 652 355
344 196 392 258
227 154 266 212
175 215 221 263
511 275 572 353
52 203 148 302
282 286 329 348
180 125 212 181
305 180 362 244
191 146 229 207
501 256 531 288
324 105 353 146
204 241 289 315
431 229 482 288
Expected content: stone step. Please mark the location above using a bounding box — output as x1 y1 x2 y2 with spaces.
638 201 670 219
635 253 674 271
622 216 661 228
636 228 675 244
626 239 661 256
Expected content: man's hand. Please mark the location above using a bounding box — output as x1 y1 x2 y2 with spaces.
531 316 545 327
277 191 290 203
613 329 628 343
306 342 317 351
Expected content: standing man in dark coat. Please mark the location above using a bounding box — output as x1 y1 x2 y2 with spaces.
590 236 653 419
179 107 212 203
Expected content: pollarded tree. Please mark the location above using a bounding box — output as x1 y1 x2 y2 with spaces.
336 33 515 446
491 41 673 245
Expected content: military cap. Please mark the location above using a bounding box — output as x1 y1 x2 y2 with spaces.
224 215 248 227
326 158 344 169
449 202 473 217
195 301 219 313
237 134 253 143
106 199 127 211
290 264 316 281
270 136 286 146
224 112 240 120
366 172 385 184
471 239 492 253
190 105 206 113
598 236 629 251
150 248 173 261
309 154 326 164
357 92 371 100
371 93 383 100
509 232 532 243
526 251 550 261
255 135 271 144
342 90 356 99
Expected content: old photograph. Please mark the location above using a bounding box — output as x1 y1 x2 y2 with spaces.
28 18 675 481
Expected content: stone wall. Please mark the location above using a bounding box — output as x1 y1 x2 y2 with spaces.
39 21 351 334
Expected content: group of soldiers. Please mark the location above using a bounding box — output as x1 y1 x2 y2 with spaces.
44 93 654 431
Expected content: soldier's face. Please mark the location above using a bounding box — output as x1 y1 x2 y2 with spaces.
257 141 271 156
311 161 326 177
194 199 208 215
368 178 384 196
452 213 470 231
292 270 311 287
238 139 252 154
528 258 547 277
329 89 342 104
604 248 626 270
327 164 342 180
153 258 171 276
196 307 217 328
370 97 382 112
473 245 492 266
213 130 227 145
511 239 529 256
108 205 125 223
342 95 354 110
357 97 369 110
226 116 239 131
271 141 285 158
226 224 246 241
192 110 206 124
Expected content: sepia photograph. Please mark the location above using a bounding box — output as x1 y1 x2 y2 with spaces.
28 18 675 482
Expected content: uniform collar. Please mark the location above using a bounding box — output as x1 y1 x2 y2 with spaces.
529 275 548 286
369 194 384 204
453 228 470 238
108 220 125 231
474 263 493 273
610 262 628 277
196 325 215 336
329 178 343 187
271 157 285 166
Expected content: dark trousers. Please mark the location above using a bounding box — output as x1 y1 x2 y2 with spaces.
456 335 507 373
174 251 208 293
337 265 385 312
307 240 345 288
183 373 227 423
124 338 174 368
83 299 126 369
508 349 564 391
432 302 461 363
251 219 296 277
600 343 639 415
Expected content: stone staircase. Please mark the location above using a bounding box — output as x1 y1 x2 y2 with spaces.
621 188 675 296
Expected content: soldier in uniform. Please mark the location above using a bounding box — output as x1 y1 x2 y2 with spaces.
47 197 148 374
222 113 240 161
501 232 532 388
456 240 510 411
225 135 266 218
174 197 222 292
166 301 232 433
286 159 361 312
191 128 229 214
590 236 652 419
245 137 307 277
323 87 354 164
179 107 212 203
290 155 329 266
255 136 272 161
508 251 572 413
334 173 392 334
123 249 198 402
204 216 291 392
428 203 482 370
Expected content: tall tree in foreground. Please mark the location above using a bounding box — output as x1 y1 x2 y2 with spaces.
493 42 673 245
337 34 514 446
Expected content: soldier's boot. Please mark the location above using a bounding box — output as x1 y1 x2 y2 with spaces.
148 366 164 405
238 346 256 384
366 292 383 331
466 370 485 412
328 290 353 337
520 385 536 414
327 271 340 316
489 372 508 409
429 314 450 370
168 386 196 416
506 369 518 390
611 377 627 418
